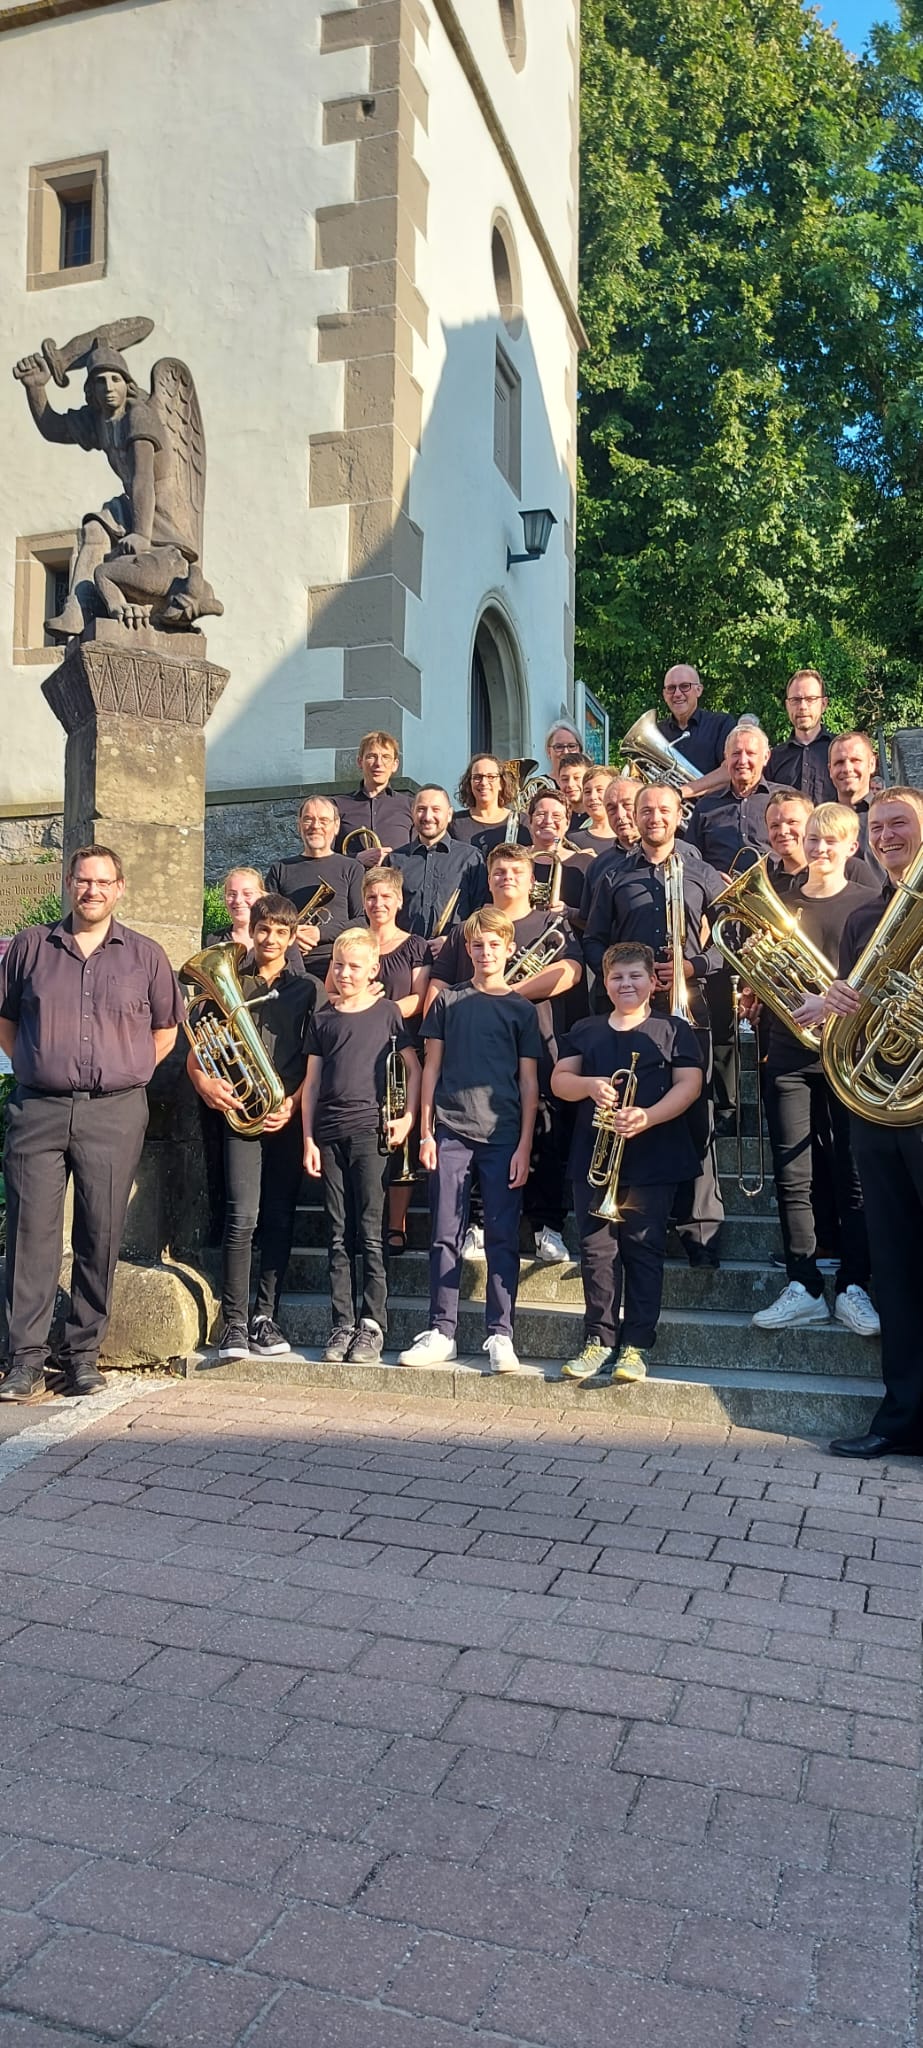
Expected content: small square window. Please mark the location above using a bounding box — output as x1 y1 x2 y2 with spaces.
28 154 107 291
13 532 76 664
493 342 521 494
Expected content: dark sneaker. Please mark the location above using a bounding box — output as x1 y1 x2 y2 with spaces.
62 1361 105 1397
217 1323 250 1360
0 1363 47 1403
324 1324 355 1363
250 1317 291 1356
347 1320 384 1364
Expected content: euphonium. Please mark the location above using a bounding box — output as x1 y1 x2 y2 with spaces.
588 1052 640 1222
341 827 382 857
378 1025 413 1181
711 856 835 1050
502 758 559 843
619 710 709 808
662 854 694 1023
181 943 286 1135
821 841 923 1125
504 916 568 986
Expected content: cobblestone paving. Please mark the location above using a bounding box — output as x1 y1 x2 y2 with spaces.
0 1380 918 2047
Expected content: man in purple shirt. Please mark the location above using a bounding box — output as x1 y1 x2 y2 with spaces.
0 844 183 1402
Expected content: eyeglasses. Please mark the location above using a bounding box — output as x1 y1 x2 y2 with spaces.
472 771 500 783
72 876 120 891
664 682 696 695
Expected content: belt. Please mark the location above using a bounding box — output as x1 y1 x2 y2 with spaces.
24 1084 144 1101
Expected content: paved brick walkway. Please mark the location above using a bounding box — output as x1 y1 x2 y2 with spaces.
0 1380 918 2047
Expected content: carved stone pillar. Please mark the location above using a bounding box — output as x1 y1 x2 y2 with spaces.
42 624 229 1264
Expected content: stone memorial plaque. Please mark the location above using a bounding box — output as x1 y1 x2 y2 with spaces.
891 728 923 788
0 861 62 935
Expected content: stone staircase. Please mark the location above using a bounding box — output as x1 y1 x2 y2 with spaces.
190 1074 884 1437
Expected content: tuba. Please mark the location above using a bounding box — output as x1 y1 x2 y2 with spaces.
587 1052 640 1221
502 758 559 843
620 710 709 814
505 915 568 986
821 842 923 1125
181 944 286 1135
711 857 835 1049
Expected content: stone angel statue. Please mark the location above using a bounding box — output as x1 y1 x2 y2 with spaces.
13 319 223 637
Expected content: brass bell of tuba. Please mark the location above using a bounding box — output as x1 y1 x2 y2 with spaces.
619 710 709 812
181 943 286 1135
710 856 836 1050
822 840 923 1125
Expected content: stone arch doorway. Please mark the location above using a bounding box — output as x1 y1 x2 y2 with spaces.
469 604 527 759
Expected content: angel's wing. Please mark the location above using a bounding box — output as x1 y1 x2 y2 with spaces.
150 357 206 557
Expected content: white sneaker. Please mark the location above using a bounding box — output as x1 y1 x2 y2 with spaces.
752 1282 829 1330
483 1334 521 1374
461 1226 485 1260
534 1226 569 1265
398 1329 457 1367
834 1286 881 1338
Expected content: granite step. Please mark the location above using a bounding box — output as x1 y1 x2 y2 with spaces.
284 1249 808 1318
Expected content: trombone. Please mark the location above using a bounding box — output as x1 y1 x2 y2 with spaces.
730 974 765 1199
432 886 461 939
662 854 694 1022
587 1052 640 1222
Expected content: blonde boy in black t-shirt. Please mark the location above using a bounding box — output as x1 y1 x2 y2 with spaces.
400 907 541 1374
303 927 419 1364
552 941 703 1384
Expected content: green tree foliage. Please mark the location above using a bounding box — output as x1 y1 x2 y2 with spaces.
577 0 923 742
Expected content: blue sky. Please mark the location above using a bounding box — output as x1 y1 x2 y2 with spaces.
815 0 899 50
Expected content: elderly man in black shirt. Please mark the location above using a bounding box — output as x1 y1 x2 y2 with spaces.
333 729 414 856
583 784 726 1263
390 786 486 937
266 796 365 976
768 668 838 804
0 844 183 1402
656 663 736 799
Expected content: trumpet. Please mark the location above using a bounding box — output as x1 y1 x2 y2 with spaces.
341 827 382 857
181 943 285 1136
531 838 580 910
378 1025 414 1181
662 854 694 1022
296 879 336 945
505 916 568 986
502 758 559 843
588 1053 640 1222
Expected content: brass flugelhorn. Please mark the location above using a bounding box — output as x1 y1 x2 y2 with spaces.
531 837 580 910
341 826 382 857
588 1052 640 1222
505 916 568 986
181 943 285 1135
378 1024 414 1180
297 879 336 929
711 856 835 1048
822 841 923 1124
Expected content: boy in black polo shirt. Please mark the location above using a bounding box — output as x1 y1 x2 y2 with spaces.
552 942 703 1383
401 907 540 1374
303 927 419 1365
186 894 319 1362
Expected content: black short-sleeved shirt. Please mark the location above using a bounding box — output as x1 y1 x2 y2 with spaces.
304 997 411 1144
560 1013 704 1186
0 916 183 1093
235 955 321 1092
771 856 879 901
657 705 737 774
838 886 889 978
264 853 365 973
449 812 527 855
427 908 584 1077
420 986 542 1145
334 785 414 853
763 882 873 1075
767 731 837 805
375 933 430 1005
567 827 618 857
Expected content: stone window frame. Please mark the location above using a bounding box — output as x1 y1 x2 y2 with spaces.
27 152 107 292
493 341 522 495
491 210 524 339
498 0 527 72
13 530 75 665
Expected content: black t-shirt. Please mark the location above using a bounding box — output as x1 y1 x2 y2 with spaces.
304 997 411 1143
264 853 365 972
237 957 321 1092
427 909 585 1080
763 882 872 1074
450 812 525 854
375 933 430 1005
560 1013 703 1187
420 985 542 1145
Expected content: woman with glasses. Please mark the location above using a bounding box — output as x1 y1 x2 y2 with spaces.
451 754 520 853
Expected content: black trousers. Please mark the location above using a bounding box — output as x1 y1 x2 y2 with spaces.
706 967 736 1116
849 1120 923 1443
671 1020 724 1252
320 1130 390 1332
222 1116 304 1327
526 1099 570 1234
429 1131 522 1337
572 1173 673 1350
763 1068 869 1297
4 1084 149 1374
